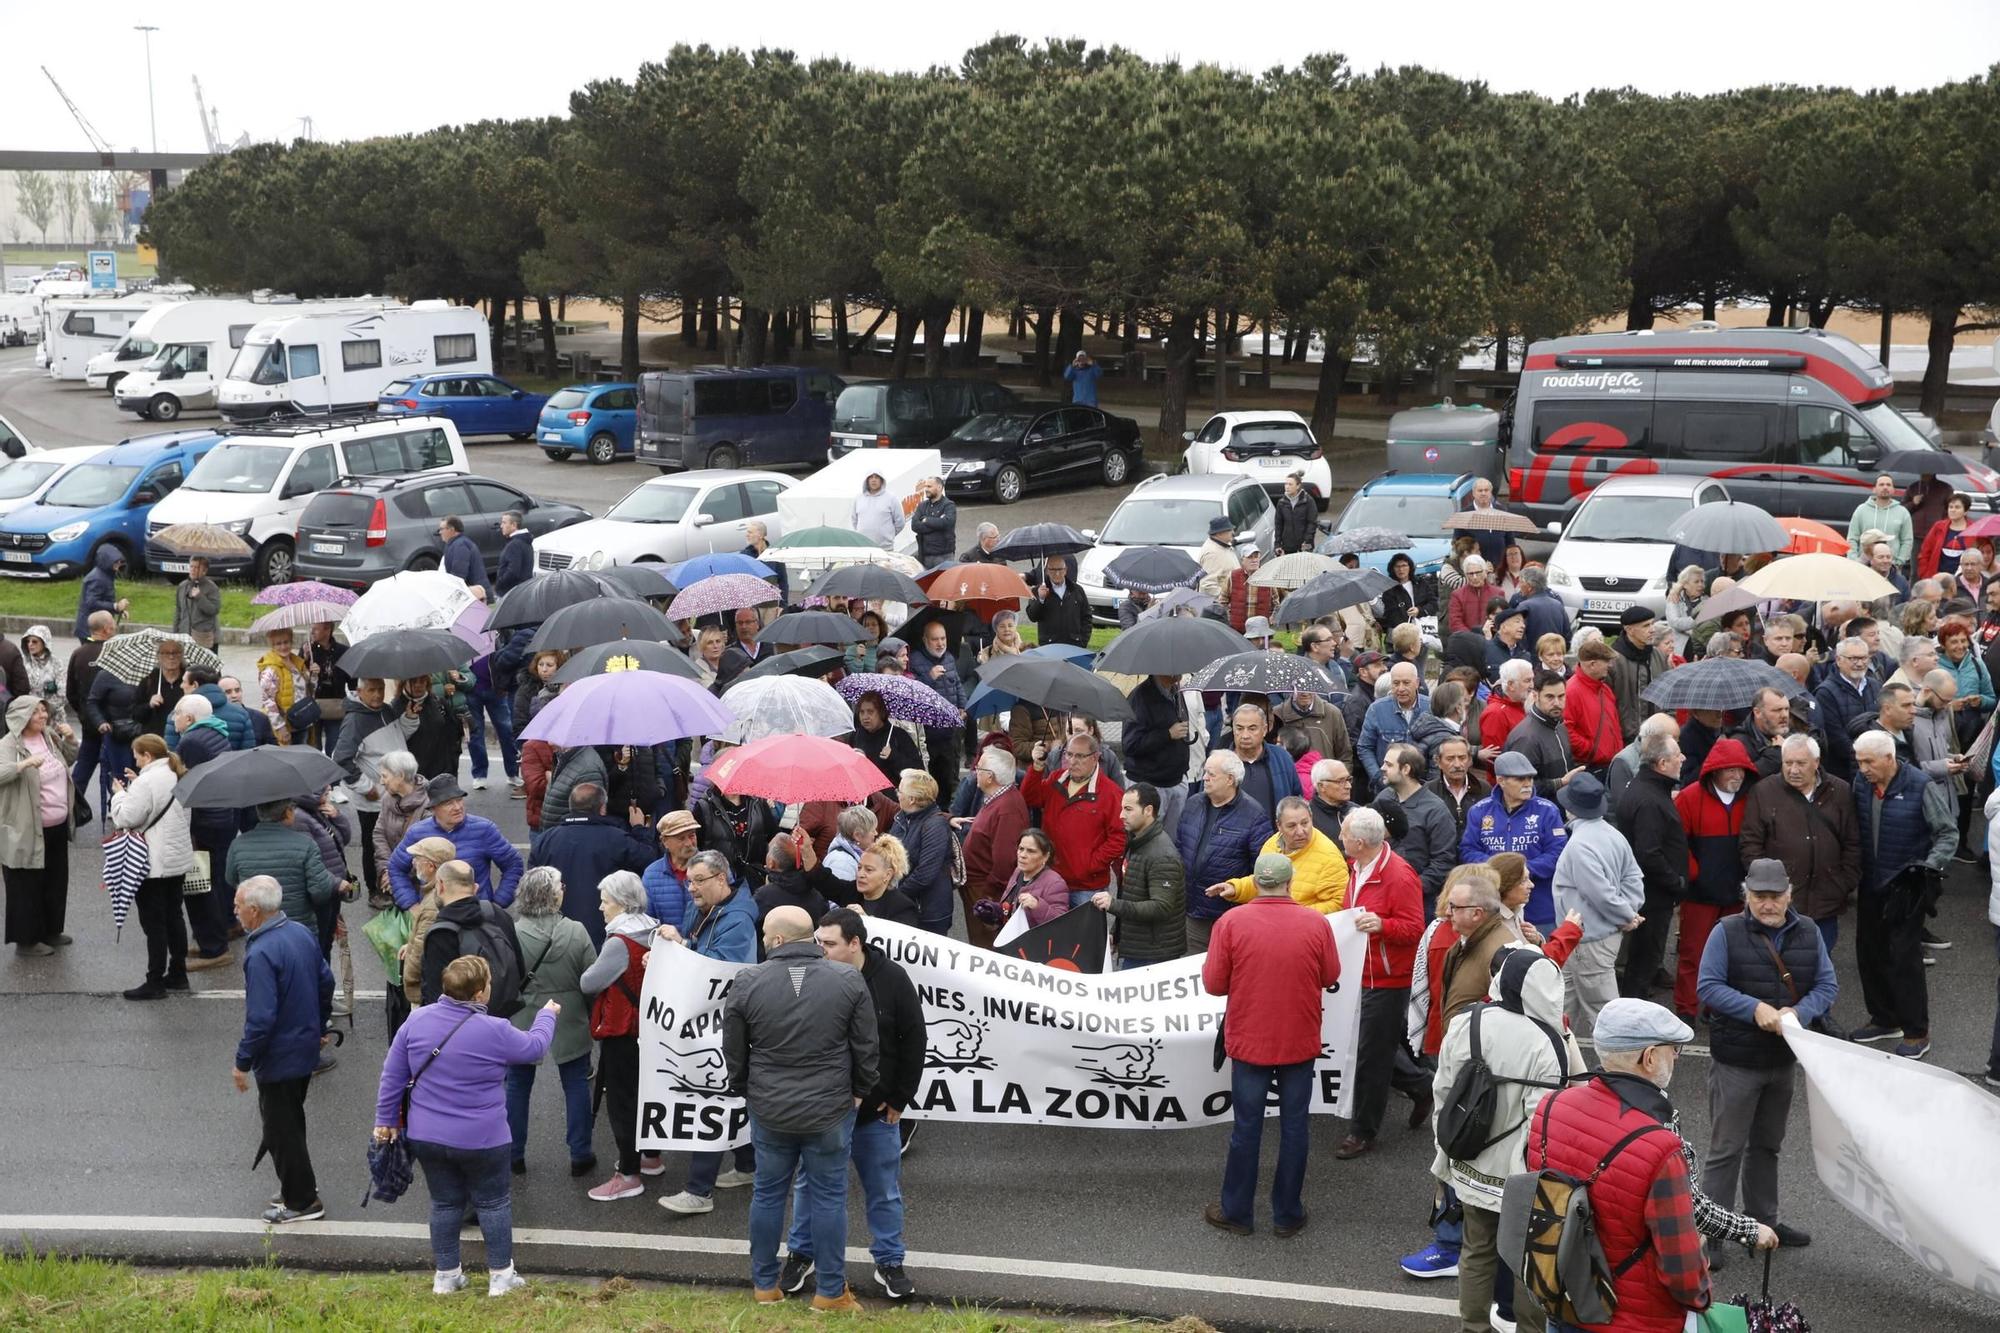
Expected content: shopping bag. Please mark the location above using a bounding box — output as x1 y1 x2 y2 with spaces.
360 906 411 975
1687 1303 1750 1333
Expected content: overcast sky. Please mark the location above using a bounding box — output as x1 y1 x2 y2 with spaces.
10 1 1997 152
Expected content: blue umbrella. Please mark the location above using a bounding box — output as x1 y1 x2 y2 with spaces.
667 551 775 586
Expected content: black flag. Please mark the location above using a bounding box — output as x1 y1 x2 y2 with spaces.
999 904 1108 973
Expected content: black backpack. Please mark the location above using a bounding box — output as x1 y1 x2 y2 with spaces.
1434 1001 1569 1161
443 902 524 1019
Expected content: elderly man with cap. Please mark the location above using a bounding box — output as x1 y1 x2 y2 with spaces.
1197 514 1242 600
1551 773 1645 1037
1607 604 1671 744
642 809 704 926
1696 859 1835 1252
387 774 524 912
1459 751 1567 933
1201 850 1341 1237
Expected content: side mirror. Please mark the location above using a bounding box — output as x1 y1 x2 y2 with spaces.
1181 431 1196 442
511 389 525 399
132 488 159 506
1545 521 1563 536
693 513 715 527
1081 528 1099 542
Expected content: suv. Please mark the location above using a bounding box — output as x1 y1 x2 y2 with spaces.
636 366 843 472
829 378 1017 456
0 430 223 580
292 473 591 590
1322 472 1482 574
1546 474 1730 630
1182 410 1332 504
1075 474 1276 621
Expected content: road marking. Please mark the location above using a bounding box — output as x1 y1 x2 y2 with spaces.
0 1214 1458 1317
192 989 387 1001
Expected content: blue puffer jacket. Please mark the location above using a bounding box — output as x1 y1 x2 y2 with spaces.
234 913 333 1082
643 855 692 927
387 812 523 910
1174 792 1273 922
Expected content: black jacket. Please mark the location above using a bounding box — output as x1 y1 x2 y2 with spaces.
401 693 463 783
1615 764 1688 902
495 531 534 595
1378 576 1439 627
851 721 922 785
420 894 524 1005
1122 677 1190 786
1504 707 1575 800
857 943 925 1123
1025 578 1092 648
694 788 778 887
753 865 836 928
530 814 656 950
64 639 103 722
1274 490 1318 555
909 494 958 564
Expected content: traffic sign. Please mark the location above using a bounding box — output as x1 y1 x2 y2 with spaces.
87 251 116 290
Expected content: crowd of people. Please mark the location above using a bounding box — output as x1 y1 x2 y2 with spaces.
1 471 1994 1328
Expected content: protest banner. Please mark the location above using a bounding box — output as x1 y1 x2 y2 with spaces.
1783 1016 2000 1300
638 911 1366 1152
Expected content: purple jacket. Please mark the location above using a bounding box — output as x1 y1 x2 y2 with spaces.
1003 865 1070 928
374 996 554 1150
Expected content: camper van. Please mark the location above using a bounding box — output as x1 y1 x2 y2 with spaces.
43 293 182 383
85 297 251 394
216 301 490 424
113 298 374 422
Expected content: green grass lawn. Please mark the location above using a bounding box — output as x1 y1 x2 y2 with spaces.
1 578 262 631
2 246 158 279
0 1250 1121 1331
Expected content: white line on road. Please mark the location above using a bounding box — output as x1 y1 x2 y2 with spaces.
0 1213 1458 1317
191 990 387 1001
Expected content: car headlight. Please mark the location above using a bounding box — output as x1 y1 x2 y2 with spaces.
224 519 254 537
583 551 611 570
48 522 88 543
1546 564 1574 588
1644 576 1668 592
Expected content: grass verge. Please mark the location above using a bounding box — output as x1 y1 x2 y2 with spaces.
0 578 262 632
0 1250 1118 1331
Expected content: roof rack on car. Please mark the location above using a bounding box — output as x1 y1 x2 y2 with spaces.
327 466 463 489
219 410 440 437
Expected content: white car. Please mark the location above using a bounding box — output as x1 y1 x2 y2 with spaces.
534 468 794 571
1546 474 1730 631
1077 473 1277 622
0 410 41 461
1181 410 1332 504
0 446 100 520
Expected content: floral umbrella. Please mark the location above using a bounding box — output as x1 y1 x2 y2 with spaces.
834 672 964 728
252 580 360 608
666 573 784 621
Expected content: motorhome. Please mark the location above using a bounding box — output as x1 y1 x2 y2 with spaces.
217 301 489 423
113 298 385 422
43 293 183 382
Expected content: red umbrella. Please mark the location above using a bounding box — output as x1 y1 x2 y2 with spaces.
707 733 891 804
1776 515 1849 556
1960 513 2000 541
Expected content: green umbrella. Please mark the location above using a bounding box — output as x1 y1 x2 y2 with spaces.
772 525 877 549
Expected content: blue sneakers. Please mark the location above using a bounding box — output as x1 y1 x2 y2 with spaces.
1399 1243 1460 1279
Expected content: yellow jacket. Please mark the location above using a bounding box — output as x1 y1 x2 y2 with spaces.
1222 829 1349 912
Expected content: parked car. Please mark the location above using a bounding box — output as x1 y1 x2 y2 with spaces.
0 446 104 520
1546 474 1730 631
1075 473 1276 621
1181 410 1332 505
939 402 1145 504
293 472 590 589
532 468 793 571
538 382 639 464
377 372 549 440
636 366 843 472
0 430 223 579
0 410 38 460
1321 471 1482 574
828 377 1018 457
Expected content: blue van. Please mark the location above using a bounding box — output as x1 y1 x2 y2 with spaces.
0 429 224 579
636 366 844 473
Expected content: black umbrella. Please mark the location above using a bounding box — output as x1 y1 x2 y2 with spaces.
336 628 475 680
553 638 703 685
1639 656 1808 711
1104 546 1203 594
487 570 618 631
976 655 1134 721
1187 650 1342 695
176 745 345 809
1097 616 1255 676
529 597 683 652
595 563 679 600
1887 450 1961 475
812 563 929 604
896 604 980 655
757 610 872 646
1273 568 1392 625
739 645 847 681
990 522 1094 560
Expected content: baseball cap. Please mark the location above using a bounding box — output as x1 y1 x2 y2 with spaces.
1593 998 1695 1052
1252 852 1294 888
1494 751 1537 779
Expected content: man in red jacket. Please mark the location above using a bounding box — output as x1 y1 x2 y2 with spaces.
1566 638 1623 776
1202 852 1340 1237
1479 659 1532 782
1023 732 1126 900
1337 805 1430 1159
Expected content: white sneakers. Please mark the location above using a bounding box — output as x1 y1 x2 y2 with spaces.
436 1266 526 1297
658 1190 715 1215
714 1168 755 1189
433 1268 467 1295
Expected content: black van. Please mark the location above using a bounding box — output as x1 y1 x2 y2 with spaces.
636 366 844 473
828 377 1019 458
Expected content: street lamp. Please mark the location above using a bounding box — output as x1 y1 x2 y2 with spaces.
134 25 159 152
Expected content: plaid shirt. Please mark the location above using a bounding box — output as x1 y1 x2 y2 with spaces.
1677 1118 1762 1249
1644 1146 1714 1312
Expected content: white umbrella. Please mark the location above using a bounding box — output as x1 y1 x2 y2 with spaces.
765 546 924 574
1251 551 1340 590
717 674 856 744
340 569 479 644
1736 553 1896 604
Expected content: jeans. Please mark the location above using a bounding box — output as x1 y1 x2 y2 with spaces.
1816 914 1839 953
1704 1060 1796 1224
466 687 518 781
505 1055 594 1167
749 1112 854 1299
410 1139 513 1272
686 1143 755 1196
1219 1058 1312 1231
1068 889 1096 909
786 1114 905 1266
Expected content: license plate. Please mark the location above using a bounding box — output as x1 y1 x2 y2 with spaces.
1257 455 1290 467
311 541 344 556
541 431 564 442
2 551 30 564
1585 597 1631 613
159 560 190 574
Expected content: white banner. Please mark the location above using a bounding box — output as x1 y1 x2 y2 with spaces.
638 912 1368 1152
1783 1016 2000 1300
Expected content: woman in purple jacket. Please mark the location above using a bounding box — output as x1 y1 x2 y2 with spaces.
1000 829 1070 930
374 955 557 1298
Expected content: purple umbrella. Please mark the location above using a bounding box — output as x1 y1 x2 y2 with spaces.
447 602 494 658
518 670 734 746
252 580 360 608
666 573 784 622
835 672 964 729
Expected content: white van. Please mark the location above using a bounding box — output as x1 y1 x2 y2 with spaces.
113 298 385 423
88 298 253 394
217 301 490 424
143 414 470 584
44 293 183 382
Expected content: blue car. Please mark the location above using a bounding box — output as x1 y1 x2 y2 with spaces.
377 373 549 439
1321 471 1481 574
536 382 638 464
0 430 224 579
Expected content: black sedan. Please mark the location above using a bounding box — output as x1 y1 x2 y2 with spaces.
937 402 1145 504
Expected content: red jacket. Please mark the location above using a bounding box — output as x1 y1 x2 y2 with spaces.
1202 895 1341 1065
1227 570 1275 634
1021 764 1126 892
1478 696 1525 781
520 739 555 830
1346 847 1424 989
1419 918 1454 1055
961 785 1030 901
1565 668 1623 767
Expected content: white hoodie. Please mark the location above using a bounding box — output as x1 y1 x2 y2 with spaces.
1984 788 2000 928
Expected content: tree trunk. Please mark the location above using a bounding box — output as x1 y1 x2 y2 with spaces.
1878 308 1892 369
488 295 507 363
701 294 719 351
1260 317 1273 387
1765 295 1789 328
1056 304 1084 369
719 297 735 369
850 305 891 358
961 306 985 368
1032 307 1054 388
741 305 769 367
890 307 918 379
1309 332 1353 442
557 294 567 322
510 297 524 374
1700 288 1718 321
536 294 558 381
923 301 952 377
1624 291 1656 331
1493 323 1511 375
769 306 792 362
1120 300 1139 364
1155 308 1199 450
833 297 852 372
1920 303 1958 420
1009 304 1025 340
680 299 698 346
619 292 641 380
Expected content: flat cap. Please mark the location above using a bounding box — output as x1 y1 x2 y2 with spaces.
1593 998 1694 1052
1493 751 1538 779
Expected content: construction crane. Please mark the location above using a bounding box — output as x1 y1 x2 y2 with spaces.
42 65 112 156
191 76 250 153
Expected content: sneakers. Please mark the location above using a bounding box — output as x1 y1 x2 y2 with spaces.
1849 1024 1903 1044
184 951 233 971
1923 954 1936 967
780 1253 816 1295
810 1287 863 1314
261 1198 325 1224
1893 1038 1932 1060
587 1172 644 1202
1921 929 1950 949
469 778 488 791
872 1264 914 1300
1490 1303 1518 1333
433 1268 467 1295
510 775 526 792
638 1152 666 1176
1984 1072 2000 1090
657 1190 714 1215
898 1121 917 1157
714 1167 755 1189
1398 1243 1460 1279
487 1266 527 1297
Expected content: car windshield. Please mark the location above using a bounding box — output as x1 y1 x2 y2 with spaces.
1339 493 1454 532
607 484 698 524
1863 401 1947 455
227 339 286 385
44 463 139 508
949 412 1036 445
1231 422 1314 449
0 460 61 500
186 443 291 494
1565 494 1696 542
1100 496 1225 546
547 389 587 410
832 385 886 430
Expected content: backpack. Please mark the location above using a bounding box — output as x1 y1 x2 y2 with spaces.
1434 1001 1569 1161
445 902 524 1019
1499 1091 1674 1327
